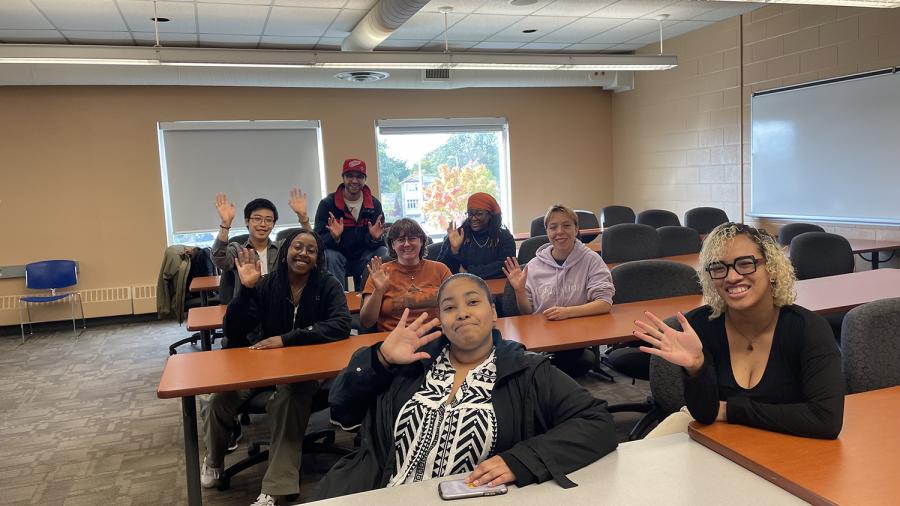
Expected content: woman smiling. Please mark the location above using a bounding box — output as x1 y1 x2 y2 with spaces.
436 192 515 279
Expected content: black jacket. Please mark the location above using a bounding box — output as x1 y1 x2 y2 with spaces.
315 331 618 499
223 269 351 348
314 185 385 260
436 227 516 279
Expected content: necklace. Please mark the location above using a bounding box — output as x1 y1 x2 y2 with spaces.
727 311 777 351
471 233 490 249
401 262 424 282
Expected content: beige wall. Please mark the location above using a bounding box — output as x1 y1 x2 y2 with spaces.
613 5 900 241
0 85 613 322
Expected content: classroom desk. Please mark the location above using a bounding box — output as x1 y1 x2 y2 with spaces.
689 386 900 506
314 433 805 506
185 305 227 352
188 275 220 307
846 238 900 270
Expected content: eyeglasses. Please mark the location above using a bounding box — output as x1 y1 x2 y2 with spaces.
392 236 421 245
249 216 275 225
466 210 491 219
343 173 366 181
706 256 765 279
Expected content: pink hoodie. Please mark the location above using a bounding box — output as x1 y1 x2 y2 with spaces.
524 240 615 314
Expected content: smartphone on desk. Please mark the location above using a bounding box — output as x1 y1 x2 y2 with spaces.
439 479 508 500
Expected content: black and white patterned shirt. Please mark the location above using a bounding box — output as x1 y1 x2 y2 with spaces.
387 346 498 486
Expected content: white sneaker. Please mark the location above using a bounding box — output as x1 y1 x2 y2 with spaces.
200 457 221 489
249 493 277 506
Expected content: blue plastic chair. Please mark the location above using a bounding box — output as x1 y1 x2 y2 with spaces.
19 260 86 343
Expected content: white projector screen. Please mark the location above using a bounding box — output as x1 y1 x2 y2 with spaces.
750 69 900 225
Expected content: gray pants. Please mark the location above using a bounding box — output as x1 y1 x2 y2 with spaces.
202 381 319 496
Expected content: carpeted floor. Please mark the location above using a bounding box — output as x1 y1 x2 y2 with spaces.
0 320 650 505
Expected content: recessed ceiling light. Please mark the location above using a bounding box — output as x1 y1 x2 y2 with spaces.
522 29 537 34
334 71 390 82
151 17 170 22
508 0 538 6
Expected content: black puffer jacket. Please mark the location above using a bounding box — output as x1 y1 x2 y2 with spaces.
315 331 618 499
313 185 384 261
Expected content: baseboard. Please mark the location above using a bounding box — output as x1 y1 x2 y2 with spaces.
0 285 158 326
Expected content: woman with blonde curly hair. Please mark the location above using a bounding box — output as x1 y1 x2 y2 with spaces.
632 222 844 439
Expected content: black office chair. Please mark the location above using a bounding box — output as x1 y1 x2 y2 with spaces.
636 209 680 228
529 216 546 238
842 298 900 394
276 227 302 242
425 241 442 259
216 381 353 490
517 235 549 264
791 231 854 342
684 207 729 235
778 223 824 246
575 210 600 243
658 226 702 257
600 205 636 229
600 224 661 263
351 265 381 335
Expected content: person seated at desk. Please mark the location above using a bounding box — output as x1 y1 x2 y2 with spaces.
314 158 388 290
359 218 452 332
315 273 618 499
436 192 515 279
634 222 844 439
200 229 351 506
212 190 311 298
503 204 615 376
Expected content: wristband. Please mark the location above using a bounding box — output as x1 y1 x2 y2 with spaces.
220 224 231 230
377 346 392 366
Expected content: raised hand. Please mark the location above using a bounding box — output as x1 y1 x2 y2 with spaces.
447 220 464 254
327 212 344 240
215 192 236 226
367 256 389 293
368 215 385 241
234 248 262 288
502 257 527 292
543 306 573 321
634 311 704 373
288 187 308 223
378 309 442 366
467 455 517 488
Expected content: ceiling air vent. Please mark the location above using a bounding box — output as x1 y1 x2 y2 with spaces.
334 71 390 82
423 68 451 82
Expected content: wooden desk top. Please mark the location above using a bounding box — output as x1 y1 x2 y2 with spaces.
185 304 227 332
847 238 900 254
689 386 900 506
188 275 220 292
793 268 900 315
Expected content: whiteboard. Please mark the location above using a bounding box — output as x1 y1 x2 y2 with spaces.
750 69 900 225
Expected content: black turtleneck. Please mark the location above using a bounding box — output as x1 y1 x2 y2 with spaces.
435 227 516 279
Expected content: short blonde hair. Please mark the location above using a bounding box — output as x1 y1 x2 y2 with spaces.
699 222 796 319
544 204 579 230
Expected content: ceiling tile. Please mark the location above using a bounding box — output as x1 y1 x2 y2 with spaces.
693 3 761 22
342 0 378 9
315 36 344 49
470 41 524 50
658 19 712 39
197 2 270 35
264 6 339 37
566 42 617 51
645 1 716 21
419 40 478 51
274 0 350 7
0 29 65 43
323 9 368 38
198 0 270 4
62 30 135 44
0 0 55 30
446 14 523 41
133 31 198 46
420 0 486 14
588 0 677 20
534 0 616 17
533 17 625 44
260 35 321 48
389 12 465 40
581 18 656 43
488 16 577 43
32 0 129 31
475 0 554 16
198 34 260 48
118 1 196 33
517 42 569 51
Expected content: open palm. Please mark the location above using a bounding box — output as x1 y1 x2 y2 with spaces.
379 309 442 365
502 257 527 292
367 256 389 292
634 311 704 370
234 248 262 288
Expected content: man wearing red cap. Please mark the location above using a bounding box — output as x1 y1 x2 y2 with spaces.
314 159 387 290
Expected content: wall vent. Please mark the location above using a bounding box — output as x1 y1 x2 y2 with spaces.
423 68 451 82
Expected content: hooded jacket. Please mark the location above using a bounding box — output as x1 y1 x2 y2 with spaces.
314 185 385 260
156 245 191 324
525 240 615 314
315 331 618 499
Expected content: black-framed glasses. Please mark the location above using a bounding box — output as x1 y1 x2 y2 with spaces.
706 256 765 279
466 210 491 219
392 236 421 245
249 216 275 225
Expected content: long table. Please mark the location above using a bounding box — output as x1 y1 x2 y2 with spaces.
162 268 900 505
690 386 900 506
846 238 900 269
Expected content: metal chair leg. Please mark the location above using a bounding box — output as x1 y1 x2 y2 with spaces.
18 302 26 344
75 292 86 337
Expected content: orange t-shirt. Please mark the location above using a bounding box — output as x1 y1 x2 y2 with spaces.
363 259 452 332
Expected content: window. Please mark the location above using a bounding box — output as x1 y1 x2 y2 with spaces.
376 118 511 238
157 120 327 246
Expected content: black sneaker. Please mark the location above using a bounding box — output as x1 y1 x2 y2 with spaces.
227 423 242 453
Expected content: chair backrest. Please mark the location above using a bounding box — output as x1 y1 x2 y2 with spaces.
425 242 442 260
600 224 661 264
842 298 900 394
636 209 681 228
600 205 636 229
518 235 549 264
649 316 687 415
276 227 301 242
778 222 824 246
500 280 521 318
25 260 78 291
611 260 701 304
790 232 854 280
219 234 250 305
575 210 600 243
657 226 702 257
529 216 546 238
684 207 729 235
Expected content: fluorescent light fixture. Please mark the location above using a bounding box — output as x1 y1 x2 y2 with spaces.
0 44 677 71
724 0 899 6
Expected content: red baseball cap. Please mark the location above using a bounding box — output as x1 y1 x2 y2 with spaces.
342 158 367 176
